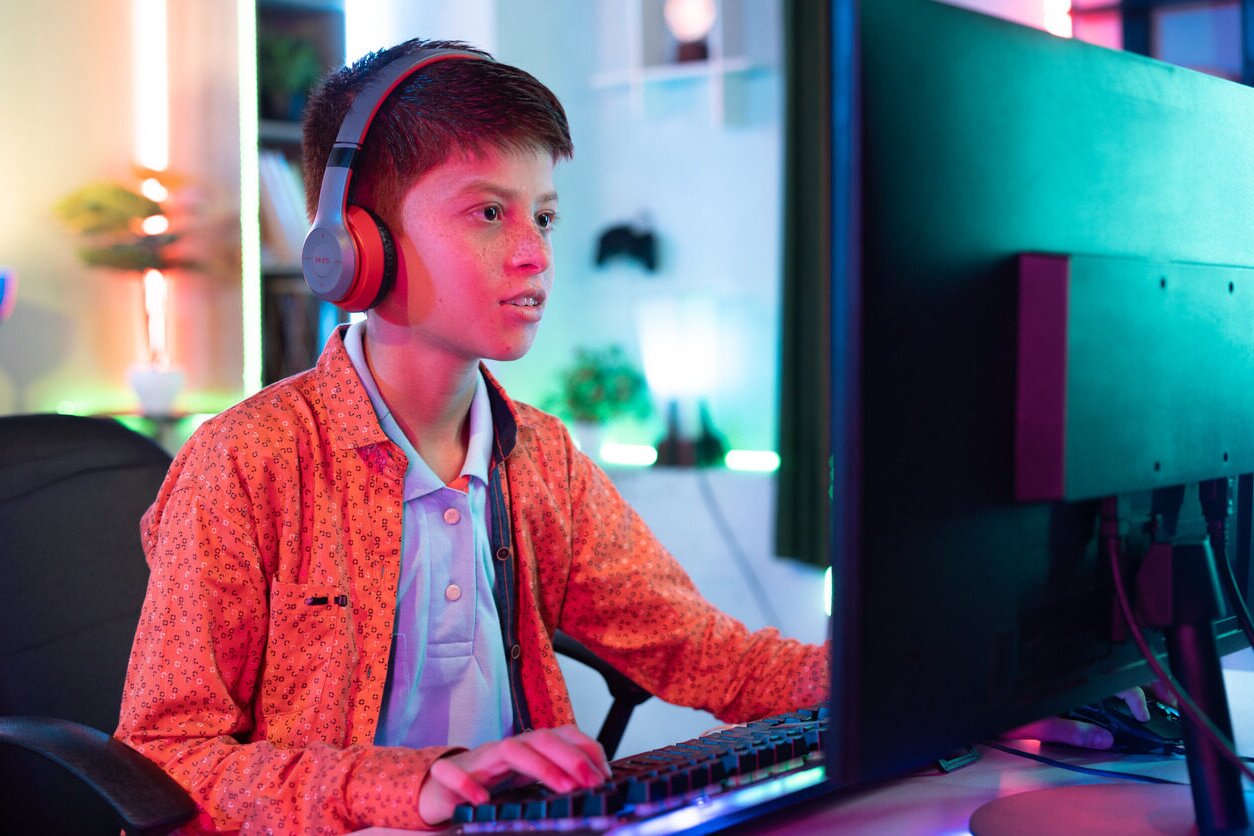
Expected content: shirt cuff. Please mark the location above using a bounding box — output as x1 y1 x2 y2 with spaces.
345 744 464 830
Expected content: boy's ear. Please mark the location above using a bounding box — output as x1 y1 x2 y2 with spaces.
339 205 398 311
302 47 489 312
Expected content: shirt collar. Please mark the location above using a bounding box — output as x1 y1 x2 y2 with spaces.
343 320 492 498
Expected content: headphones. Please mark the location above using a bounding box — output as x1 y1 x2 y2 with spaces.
302 48 487 312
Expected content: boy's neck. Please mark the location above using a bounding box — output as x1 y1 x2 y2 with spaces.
361 320 479 484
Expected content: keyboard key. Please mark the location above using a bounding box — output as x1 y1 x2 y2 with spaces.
579 791 608 816
547 793 573 818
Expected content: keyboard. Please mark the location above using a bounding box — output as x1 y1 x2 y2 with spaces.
450 706 829 833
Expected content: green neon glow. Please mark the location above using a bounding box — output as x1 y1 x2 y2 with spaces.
724 449 781 472
237 0 262 395
824 565 833 617
600 442 658 467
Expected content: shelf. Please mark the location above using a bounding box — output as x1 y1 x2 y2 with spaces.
591 55 759 89
249 0 346 386
259 118 304 145
593 0 778 124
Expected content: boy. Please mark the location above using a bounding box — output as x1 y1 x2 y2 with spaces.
115 39 827 833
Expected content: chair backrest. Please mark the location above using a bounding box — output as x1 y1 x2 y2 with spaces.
0 413 172 833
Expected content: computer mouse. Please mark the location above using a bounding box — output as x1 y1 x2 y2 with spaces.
1067 695 1184 754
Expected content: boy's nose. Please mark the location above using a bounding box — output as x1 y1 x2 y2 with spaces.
509 224 551 275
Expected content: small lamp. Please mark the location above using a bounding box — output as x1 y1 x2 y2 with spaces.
663 0 717 62
637 295 726 467
127 266 184 416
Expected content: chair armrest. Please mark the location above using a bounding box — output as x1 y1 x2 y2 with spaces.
552 632 652 708
552 632 653 759
0 716 196 836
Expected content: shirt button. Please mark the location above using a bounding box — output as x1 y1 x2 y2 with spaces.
445 583 462 602
495 547 511 561
443 507 461 524
510 643 521 659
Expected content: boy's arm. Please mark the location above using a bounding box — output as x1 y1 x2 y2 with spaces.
115 452 452 833
556 449 828 724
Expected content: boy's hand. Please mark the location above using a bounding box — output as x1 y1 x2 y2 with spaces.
999 683 1173 750
418 725 611 825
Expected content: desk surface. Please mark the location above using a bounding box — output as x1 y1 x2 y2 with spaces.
357 664 1254 835
738 664 1254 835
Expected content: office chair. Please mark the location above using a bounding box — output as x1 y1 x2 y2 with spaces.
0 413 195 835
0 414 648 834
552 631 652 760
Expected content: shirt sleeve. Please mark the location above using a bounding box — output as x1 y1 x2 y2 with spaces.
556 442 829 725
114 431 454 833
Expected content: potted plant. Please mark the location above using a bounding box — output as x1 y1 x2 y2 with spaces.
546 345 651 458
56 177 195 415
258 34 324 121
55 182 187 271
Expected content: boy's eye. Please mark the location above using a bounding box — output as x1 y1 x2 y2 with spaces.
536 211 557 230
479 205 501 222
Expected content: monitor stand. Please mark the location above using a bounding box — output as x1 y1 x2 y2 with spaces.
971 539 1250 836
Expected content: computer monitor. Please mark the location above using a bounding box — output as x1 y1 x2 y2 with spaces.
827 0 1254 829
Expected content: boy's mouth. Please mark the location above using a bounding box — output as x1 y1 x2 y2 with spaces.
503 290 546 308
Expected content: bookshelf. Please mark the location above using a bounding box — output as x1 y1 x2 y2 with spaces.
253 0 346 385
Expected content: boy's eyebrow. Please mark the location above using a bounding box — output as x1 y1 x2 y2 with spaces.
458 180 559 205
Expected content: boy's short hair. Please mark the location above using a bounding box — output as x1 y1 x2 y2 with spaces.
302 38 574 230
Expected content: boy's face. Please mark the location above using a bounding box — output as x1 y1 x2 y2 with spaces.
378 144 558 365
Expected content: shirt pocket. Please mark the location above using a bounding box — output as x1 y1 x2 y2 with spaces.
260 581 355 747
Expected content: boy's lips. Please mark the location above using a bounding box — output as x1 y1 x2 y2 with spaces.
502 288 547 309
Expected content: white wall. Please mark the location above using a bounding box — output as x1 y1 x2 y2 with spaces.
941 0 1049 29
0 0 243 416
0 1 137 414
348 1 784 451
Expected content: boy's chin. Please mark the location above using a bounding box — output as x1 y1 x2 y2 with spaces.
486 340 538 363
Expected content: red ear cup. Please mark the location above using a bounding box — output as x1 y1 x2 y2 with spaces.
340 204 398 312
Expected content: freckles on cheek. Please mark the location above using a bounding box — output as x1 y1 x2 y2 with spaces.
397 242 437 320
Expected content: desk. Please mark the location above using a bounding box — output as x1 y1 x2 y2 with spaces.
735 663 1254 835
357 663 1254 835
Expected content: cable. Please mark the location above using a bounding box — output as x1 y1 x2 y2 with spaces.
1216 552 1254 652
1198 477 1254 654
1100 496 1254 785
984 741 1186 785
693 467 784 628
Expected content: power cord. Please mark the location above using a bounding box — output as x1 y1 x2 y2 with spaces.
1101 496 1254 785
1199 477 1254 653
983 740 1186 785
694 467 784 628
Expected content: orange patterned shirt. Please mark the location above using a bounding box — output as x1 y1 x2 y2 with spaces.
115 330 829 834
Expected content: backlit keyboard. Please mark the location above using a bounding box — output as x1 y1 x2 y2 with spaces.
451 706 828 831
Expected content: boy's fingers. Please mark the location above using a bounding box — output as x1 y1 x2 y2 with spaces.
1114 686 1150 722
551 724 612 777
1150 679 1178 707
419 756 491 826
419 727 613 825
473 735 583 793
1001 717 1114 750
486 728 608 789
427 756 490 804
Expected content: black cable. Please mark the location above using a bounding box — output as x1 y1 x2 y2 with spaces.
1216 552 1254 652
984 741 1186 785
1199 477 1254 654
1100 497 1254 785
694 467 784 628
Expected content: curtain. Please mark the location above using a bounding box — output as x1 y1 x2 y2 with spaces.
774 0 832 568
